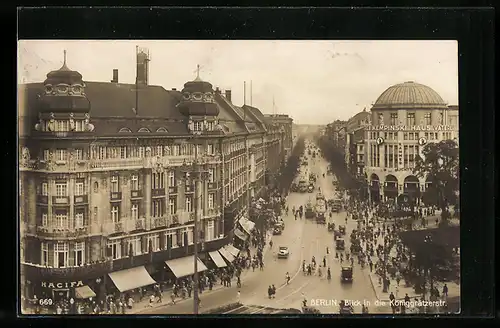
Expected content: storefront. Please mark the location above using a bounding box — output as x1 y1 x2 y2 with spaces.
164 256 208 279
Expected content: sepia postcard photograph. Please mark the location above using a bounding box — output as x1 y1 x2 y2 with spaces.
18 40 460 316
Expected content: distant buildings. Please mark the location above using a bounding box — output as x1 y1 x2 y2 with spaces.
19 49 293 302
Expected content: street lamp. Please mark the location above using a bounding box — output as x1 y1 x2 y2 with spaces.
177 133 211 315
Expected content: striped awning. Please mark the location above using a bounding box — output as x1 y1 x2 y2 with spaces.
218 247 235 262
226 244 240 257
234 228 248 241
208 251 227 268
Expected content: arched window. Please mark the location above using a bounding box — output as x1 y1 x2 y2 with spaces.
93 181 99 193
156 127 168 133
118 127 132 133
138 128 151 133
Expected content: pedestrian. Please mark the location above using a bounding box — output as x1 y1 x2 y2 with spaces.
442 284 448 298
170 292 176 305
149 294 155 307
236 290 241 303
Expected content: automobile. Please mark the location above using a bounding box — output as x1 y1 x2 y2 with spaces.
275 221 285 230
273 226 283 235
278 246 289 259
338 225 346 235
336 238 345 250
340 266 353 282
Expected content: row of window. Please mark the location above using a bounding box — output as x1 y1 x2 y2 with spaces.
368 144 420 169
37 171 217 197
109 193 216 222
39 210 87 228
377 112 447 126
40 120 87 133
39 225 212 267
42 144 217 162
368 131 449 141
41 241 85 268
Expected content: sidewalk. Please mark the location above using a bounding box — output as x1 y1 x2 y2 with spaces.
128 233 273 314
368 272 460 302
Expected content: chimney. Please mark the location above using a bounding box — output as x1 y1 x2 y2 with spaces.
225 90 232 102
215 87 221 94
111 69 118 83
172 88 177 91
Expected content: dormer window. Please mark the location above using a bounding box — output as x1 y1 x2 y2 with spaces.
45 85 53 94
204 93 213 102
192 93 203 101
57 85 69 94
182 92 190 100
156 127 168 133
138 128 151 133
119 127 132 133
71 85 82 94
193 121 202 132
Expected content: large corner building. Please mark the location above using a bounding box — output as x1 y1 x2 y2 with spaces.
18 50 293 301
357 81 459 204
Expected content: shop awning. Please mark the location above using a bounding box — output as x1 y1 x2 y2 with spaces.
165 256 208 278
226 244 240 257
75 285 96 299
218 247 235 262
239 217 256 235
208 251 227 268
234 228 248 241
108 266 156 293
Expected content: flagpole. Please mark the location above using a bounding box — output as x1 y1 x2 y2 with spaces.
250 80 253 107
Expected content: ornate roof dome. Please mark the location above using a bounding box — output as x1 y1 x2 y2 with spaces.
44 50 84 85
178 65 219 116
373 81 447 109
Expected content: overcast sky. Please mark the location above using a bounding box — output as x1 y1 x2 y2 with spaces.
18 40 458 124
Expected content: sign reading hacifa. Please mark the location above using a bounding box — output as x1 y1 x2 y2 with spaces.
369 125 453 131
41 281 84 289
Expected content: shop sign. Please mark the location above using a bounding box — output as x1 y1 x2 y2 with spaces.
41 280 84 289
369 125 453 131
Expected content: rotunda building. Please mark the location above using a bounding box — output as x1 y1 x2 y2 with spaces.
364 81 459 204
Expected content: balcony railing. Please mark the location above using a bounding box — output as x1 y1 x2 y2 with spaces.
90 158 145 170
52 196 70 205
36 226 89 238
110 191 122 201
168 186 178 194
103 218 146 235
152 189 165 197
36 195 48 204
74 195 88 205
131 190 143 198
149 216 172 230
204 208 221 218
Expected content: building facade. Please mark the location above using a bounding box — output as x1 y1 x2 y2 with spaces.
325 120 347 152
363 81 459 204
19 50 291 302
344 109 371 178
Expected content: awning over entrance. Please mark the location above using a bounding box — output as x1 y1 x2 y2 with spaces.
165 256 208 279
108 266 156 293
75 285 96 299
239 217 256 235
218 247 235 262
208 251 227 268
225 244 240 257
234 227 248 241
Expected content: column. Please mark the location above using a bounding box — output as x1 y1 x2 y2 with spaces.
144 170 151 219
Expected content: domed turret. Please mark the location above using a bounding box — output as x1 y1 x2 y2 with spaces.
40 50 90 113
178 65 219 117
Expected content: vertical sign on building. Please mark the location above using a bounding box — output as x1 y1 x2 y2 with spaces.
397 143 404 170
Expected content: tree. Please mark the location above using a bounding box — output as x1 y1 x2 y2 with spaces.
413 140 459 227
